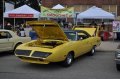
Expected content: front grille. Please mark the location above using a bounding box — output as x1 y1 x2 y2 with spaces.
32 51 51 58
19 57 44 62
15 50 31 56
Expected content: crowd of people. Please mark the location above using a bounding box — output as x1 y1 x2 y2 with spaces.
57 20 73 30
16 24 38 40
0 22 38 40
0 20 73 40
1 20 120 41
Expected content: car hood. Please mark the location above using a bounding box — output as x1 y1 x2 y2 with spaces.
73 27 98 36
27 20 69 41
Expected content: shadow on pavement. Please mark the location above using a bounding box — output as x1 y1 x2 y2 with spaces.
20 62 65 71
0 51 14 57
17 55 88 71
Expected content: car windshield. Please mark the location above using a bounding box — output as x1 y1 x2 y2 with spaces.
64 31 77 41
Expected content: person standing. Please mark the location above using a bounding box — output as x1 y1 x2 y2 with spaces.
19 28 25 37
116 24 120 40
5 22 13 30
24 24 32 37
68 22 72 30
29 29 37 40
101 22 105 30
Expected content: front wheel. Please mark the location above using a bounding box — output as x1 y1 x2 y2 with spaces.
116 64 120 71
62 53 74 67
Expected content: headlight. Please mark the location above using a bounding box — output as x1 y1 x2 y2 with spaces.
117 54 120 58
15 50 31 56
115 51 120 59
32 51 51 58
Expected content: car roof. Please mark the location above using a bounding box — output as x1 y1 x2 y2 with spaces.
0 29 18 37
0 29 12 32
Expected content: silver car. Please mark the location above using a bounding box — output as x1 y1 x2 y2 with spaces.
115 49 120 71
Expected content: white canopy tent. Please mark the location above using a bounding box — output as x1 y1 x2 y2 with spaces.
52 4 65 9
3 5 40 29
77 6 115 19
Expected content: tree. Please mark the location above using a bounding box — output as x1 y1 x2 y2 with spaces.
5 0 41 11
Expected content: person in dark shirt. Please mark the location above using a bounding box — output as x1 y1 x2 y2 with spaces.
5 23 13 30
89 21 97 26
29 30 38 40
101 22 105 30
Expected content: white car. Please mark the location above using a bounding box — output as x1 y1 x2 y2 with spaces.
0 29 31 53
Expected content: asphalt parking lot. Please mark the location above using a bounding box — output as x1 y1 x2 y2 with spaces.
0 50 120 79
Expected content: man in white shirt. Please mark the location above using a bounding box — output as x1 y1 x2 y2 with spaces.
24 25 32 37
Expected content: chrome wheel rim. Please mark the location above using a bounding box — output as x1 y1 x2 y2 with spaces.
92 48 95 54
67 54 72 64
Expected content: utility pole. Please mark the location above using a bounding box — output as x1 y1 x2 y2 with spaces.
3 0 4 29
37 0 42 20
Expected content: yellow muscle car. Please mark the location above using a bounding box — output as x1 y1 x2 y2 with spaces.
15 20 101 67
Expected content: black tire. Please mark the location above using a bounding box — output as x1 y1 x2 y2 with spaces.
101 36 104 41
116 64 120 71
62 53 74 67
88 46 96 56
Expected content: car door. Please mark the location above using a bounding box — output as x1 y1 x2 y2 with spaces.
81 37 92 53
73 40 88 57
71 32 90 57
76 31 93 55
0 31 14 52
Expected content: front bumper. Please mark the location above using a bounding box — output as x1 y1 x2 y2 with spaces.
18 56 50 64
15 49 52 64
115 59 120 64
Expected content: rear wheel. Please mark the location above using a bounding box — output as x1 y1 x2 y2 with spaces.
88 46 95 56
116 64 120 71
62 53 74 67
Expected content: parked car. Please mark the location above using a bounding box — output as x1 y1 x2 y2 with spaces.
15 20 101 67
0 29 31 53
115 47 120 71
72 25 100 37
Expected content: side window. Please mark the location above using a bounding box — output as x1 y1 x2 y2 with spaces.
0 31 12 39
7 32 12 38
